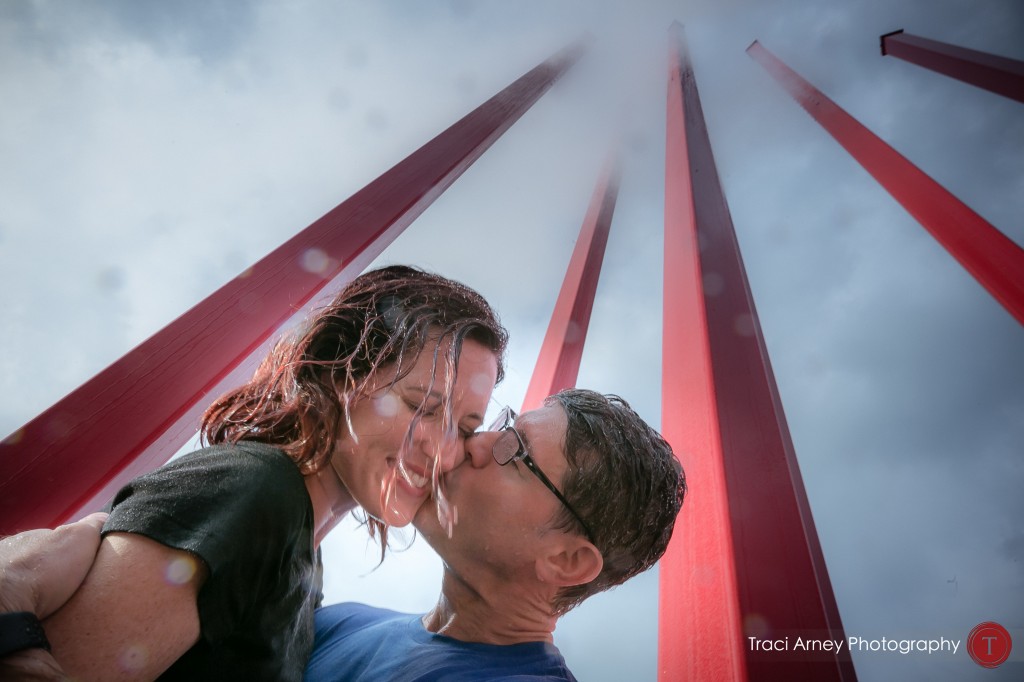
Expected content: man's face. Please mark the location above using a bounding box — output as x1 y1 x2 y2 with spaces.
413 403 573 578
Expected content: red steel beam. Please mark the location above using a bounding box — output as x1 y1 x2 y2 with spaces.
658 24 746 681
659 25 855 681
749 40 1024 326
520 154 620 413
881 29 1024 104
0 40 586 534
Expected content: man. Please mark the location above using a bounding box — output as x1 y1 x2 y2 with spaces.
305 388 686 681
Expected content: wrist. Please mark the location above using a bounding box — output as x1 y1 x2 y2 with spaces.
0 571 36 614
0 648 67 681
0 612 51 658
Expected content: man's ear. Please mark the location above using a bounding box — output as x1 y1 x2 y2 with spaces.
535 538 603 587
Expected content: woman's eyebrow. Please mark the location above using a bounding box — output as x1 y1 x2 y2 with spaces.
405 386 443 402
407 387 487 424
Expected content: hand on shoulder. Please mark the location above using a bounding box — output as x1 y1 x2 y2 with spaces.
0 512 107 617
1 512 106 680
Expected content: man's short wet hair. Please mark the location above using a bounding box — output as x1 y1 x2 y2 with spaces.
545 389 685 615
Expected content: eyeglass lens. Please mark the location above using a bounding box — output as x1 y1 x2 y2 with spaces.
492 430 521 465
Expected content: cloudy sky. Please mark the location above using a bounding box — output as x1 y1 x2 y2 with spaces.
2 1 1022 680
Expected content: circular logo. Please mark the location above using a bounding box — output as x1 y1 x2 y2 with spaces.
967 622 1012 668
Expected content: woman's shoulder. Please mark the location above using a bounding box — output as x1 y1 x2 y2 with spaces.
105 440 313 568
111 441 308 521
160 440 296 483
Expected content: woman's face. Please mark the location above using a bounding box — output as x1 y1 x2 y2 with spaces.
330 338 498 527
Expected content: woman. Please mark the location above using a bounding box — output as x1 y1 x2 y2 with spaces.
41 265 508 681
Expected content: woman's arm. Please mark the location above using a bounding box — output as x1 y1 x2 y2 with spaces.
42 532 208 681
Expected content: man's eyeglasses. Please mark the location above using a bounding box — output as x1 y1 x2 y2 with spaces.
487 406 595 543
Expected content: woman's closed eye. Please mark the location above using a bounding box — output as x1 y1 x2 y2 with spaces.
404 397 441 418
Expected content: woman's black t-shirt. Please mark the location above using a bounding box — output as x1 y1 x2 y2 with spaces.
103 441 322 681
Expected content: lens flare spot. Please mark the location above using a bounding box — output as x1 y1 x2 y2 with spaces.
45 415 73 439
733 313 755 337
95 266 124 293
118 644 148 673
300 248 330 274
743 612 771 639
469 371 493 396
564 320 583 344
703 271 724 296
239 291 263 315
373 393 399 418
165 556 198 585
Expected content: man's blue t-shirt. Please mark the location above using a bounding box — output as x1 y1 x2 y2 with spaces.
305 603 578 681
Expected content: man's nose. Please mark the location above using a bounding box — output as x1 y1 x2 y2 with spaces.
463 430 498 469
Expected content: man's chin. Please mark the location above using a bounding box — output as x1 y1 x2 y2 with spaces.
412 499 452 548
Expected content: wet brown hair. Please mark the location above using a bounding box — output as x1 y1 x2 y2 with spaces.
545 389 685 615
201 265 508 541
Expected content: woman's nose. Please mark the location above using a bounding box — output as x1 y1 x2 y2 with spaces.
413 420 486 473
415 424 456 473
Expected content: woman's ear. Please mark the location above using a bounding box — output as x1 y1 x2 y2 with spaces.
535 538 603 587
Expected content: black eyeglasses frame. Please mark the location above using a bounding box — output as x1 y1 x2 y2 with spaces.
489 406 596 544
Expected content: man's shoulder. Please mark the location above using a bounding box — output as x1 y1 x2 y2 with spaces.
315 602 413 633
309 604 580 682
307 603 425 681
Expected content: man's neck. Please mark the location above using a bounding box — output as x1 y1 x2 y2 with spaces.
421 570 558 645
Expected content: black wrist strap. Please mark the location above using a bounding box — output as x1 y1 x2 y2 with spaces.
0 612 51 658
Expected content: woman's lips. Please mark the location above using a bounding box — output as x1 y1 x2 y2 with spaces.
394 461 430 494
